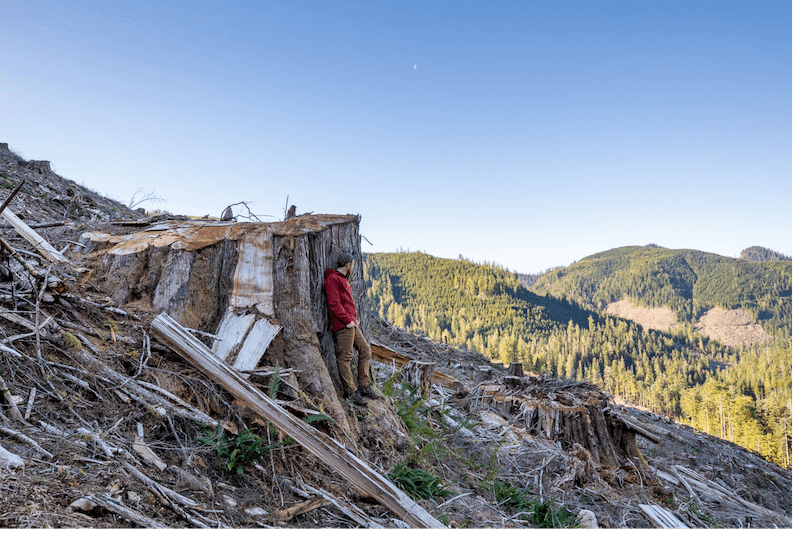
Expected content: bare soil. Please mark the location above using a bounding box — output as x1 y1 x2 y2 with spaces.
694 307 771 347
605 300 771 347
605 300 678 331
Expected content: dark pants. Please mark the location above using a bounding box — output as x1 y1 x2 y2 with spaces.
334 325 372 395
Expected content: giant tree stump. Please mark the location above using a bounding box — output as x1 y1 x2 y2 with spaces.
84 214 370 437
468 378 659 470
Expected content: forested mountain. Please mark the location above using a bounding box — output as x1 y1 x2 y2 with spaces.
365 252 792 468
529 245 791 339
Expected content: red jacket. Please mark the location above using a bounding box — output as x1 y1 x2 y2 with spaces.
324 269 357 332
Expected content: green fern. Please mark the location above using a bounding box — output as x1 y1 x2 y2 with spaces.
389 462 451 500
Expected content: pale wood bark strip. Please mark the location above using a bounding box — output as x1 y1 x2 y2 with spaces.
233 317 281 371
273 497 328 522
230 231 274 315
72 494 165 529
211 309 255 362
639 504 688 528
133 435 168 471
151 312 444 529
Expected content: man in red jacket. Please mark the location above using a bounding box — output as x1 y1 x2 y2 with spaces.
324 252 379 406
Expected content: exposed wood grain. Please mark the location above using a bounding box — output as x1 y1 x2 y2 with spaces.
211 309 256 362
230 231 274 315
233 317 281 371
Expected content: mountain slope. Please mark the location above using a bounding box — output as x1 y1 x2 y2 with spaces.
365 251 598 353
366 251 792 469
529 245 791 339
0 142 790 528
740 245 791 262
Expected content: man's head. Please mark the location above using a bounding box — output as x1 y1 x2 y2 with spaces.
336 252 354 275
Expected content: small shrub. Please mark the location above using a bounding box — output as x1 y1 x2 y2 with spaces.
522 498 580 528
198 426 270 475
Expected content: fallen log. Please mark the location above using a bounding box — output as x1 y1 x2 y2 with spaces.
638 504 688 528
151 312 444 529
0 206 69 263
371 342 456 388
0 426 53 458
611 413 661 443
0 443 24 469
70 494 166 529
297 482 386 529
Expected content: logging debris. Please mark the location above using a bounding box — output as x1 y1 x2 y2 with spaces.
0 143 792 528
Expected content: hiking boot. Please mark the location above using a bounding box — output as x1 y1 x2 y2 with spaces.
359 385 380 400
350 390 368 406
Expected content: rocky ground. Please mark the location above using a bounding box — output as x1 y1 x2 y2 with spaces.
0 144 791 528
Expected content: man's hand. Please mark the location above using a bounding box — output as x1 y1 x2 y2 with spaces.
345 321 356 329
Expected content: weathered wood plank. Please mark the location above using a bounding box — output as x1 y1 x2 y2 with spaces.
151 313 444 529
1 207 69 263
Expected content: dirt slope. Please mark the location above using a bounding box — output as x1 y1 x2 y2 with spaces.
605 299 771 347
694 307 771 347
605 300 678 331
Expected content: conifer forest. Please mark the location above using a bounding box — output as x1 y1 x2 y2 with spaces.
365 250 792 468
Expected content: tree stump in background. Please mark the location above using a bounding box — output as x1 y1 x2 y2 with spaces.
508 362 524 377
477 365 494 382
399 360 436 399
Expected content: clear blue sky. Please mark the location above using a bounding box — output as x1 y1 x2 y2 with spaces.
1 1 792 273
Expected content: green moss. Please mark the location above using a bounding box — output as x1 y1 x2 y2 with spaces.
62 332 82 349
